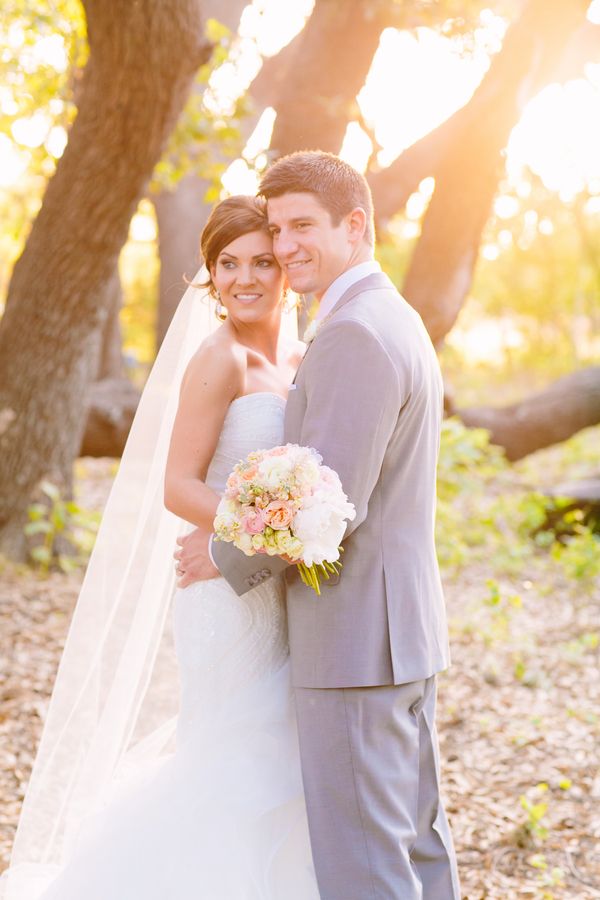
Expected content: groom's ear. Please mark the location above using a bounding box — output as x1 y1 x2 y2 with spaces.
346 207 368 245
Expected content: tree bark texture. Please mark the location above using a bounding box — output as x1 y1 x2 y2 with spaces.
401 0 590 347
0 0 210 556
151 0 288 349
455 367 600 461
268 0 394 157
153 174 211 348
96 267 125 380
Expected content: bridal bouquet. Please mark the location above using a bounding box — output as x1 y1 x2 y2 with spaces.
213 444 356 595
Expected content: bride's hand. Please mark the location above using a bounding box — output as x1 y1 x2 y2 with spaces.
174 528 219 588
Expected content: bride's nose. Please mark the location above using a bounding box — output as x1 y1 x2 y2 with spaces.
235 264 255 285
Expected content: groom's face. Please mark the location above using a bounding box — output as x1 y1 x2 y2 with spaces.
267 192 359 300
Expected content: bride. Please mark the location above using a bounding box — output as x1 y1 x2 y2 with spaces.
1 196 319 899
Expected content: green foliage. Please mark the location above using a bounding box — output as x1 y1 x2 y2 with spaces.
528 853 566 898
561 631 599 661
0 0 86 166
469 174 600 381
518 784 550 844
25 480 99 574
436 417 599 612
551 526 600 584
480 578 523 645
0 0 85 292
380 170 600 407
151 18 250 196
435 417 508 568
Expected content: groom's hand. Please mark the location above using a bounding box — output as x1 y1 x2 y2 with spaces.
174 528 219 588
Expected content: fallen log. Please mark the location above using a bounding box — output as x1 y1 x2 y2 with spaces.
454 367 600 461
539 476 600 536
80 378 140 457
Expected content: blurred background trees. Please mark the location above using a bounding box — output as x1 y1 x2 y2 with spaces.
0 0 599 557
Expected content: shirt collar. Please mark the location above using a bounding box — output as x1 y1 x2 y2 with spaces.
316 260 382 321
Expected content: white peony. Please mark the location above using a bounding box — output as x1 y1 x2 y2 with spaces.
292 493 355 567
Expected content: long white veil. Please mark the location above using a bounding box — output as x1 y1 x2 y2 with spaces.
1 271 297 899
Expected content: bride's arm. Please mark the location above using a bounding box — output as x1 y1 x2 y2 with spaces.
164 338 244 529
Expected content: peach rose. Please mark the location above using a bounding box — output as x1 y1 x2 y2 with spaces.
261 500 294 530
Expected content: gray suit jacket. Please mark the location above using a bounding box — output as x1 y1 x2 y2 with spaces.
212 271 450 688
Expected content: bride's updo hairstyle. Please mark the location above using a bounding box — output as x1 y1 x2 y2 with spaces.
200 195 270 297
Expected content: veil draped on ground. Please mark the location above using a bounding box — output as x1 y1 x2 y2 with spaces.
1 272 297 900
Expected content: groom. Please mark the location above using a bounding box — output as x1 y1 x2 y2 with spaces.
177 151 460 899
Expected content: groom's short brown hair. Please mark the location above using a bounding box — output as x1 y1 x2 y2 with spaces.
259 151 374 247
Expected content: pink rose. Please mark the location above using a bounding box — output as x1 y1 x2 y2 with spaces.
241 509 265 535
261 500 294 530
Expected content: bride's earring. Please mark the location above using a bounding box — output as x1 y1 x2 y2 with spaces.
214 290 228 322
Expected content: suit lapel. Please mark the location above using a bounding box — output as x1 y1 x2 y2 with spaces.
291 271 394 385
325 270 393 319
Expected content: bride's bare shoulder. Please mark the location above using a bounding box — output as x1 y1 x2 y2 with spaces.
182 326 246 396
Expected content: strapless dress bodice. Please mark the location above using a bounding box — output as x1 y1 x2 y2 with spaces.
205 392 286 495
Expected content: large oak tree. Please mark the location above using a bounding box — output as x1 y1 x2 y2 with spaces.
0 0 210 555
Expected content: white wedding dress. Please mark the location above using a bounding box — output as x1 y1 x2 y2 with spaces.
19 392 318 900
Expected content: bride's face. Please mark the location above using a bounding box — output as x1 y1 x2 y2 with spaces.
211 230 285 324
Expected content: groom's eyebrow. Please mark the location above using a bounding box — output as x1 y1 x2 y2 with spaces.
219 251 275 260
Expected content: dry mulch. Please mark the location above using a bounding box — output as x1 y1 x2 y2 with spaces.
1 458 599 899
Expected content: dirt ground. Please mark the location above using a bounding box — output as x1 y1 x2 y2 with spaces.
1 457 599 899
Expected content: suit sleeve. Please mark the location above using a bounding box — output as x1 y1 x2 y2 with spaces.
211 532 290 597
300 318 402 538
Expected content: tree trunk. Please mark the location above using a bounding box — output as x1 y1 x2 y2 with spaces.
269 0 393 157
153 175 211 348
454 367 600 461
369 19 600 226
96 267 125 379
401 0 590 346
0 0 210 558
152 0 250 348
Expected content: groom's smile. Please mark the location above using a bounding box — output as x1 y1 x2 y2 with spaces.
267 192 368 301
